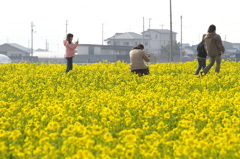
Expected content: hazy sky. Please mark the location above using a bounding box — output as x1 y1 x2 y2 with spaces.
1 0 240 53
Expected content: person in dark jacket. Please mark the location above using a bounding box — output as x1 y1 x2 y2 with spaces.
194 34 207 75
201 24 225 75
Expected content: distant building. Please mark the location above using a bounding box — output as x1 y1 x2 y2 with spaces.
184 46 196 57
182 43 190 48
0 43 37 63
0 43 30 56
105 29 177 54
76 44 133 63
33 51 65 63
142 29 177 53
105 32 143 46
232 43 240 52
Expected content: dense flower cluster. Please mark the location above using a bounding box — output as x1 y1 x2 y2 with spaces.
0 60 240 159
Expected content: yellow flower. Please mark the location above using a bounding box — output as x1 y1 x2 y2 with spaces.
143 122 149 130
103 132 113 142
125 149 135 159
220 148 227 156
9 129 22 141
0 129 7 138
164 112 170 119
123 134 137 143
134 128 143 136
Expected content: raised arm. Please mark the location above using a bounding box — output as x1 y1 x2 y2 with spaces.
63 40 78 50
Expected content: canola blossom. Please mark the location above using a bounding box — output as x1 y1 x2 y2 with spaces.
0 60 240 159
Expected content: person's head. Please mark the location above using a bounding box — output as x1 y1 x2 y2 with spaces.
208 25 216 33
66 33 74 44
133 44 144 50
202 34 206 40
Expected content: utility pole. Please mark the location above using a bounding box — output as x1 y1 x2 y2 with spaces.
31 22 34 56
142 17 145 45
66 20 68 36
169 0 173 62
180 15 182 62
161 24 164 29
46 39 49 51
102 23 104 45
148 18 151 52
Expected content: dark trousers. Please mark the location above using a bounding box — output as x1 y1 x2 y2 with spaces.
131 68 149 77
195 58 206 74
66 57 73 73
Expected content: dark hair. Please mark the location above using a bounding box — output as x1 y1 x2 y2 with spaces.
133 44 144 50
66 33 74 44
208 25 216 33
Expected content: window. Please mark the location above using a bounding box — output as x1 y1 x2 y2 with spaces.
114 42 120 45
145 42 148 46
12 54 22 56
123 42 129 46
156 35 157 39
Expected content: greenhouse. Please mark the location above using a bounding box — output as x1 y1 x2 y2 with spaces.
0 54 12 64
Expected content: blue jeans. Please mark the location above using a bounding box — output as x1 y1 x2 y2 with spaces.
66 57 73 73
195 58 206 74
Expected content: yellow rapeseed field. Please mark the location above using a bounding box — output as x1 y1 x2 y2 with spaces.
0 60 240 159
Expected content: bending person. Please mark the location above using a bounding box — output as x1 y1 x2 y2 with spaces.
129 44 150 77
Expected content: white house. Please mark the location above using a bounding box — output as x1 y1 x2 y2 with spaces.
105 29 177 54
142 29 177 53
105 32 143 47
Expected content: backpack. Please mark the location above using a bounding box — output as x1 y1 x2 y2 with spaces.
196 41 207 57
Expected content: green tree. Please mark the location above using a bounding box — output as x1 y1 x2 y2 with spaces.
161 41 181 61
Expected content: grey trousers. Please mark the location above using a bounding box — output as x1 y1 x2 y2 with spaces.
202 55 221 74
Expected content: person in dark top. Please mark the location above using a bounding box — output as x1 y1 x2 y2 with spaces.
194 34 207 75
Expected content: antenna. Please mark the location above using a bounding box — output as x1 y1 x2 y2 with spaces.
169 0 173 62
102 23 104 45
142 17 145 44
66 20 68 36
148 18 151 51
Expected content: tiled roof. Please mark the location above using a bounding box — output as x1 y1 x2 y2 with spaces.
108 32 143 40
143 29 177 34
5 43 31 53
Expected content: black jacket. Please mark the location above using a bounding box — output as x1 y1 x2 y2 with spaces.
197 40 207 58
